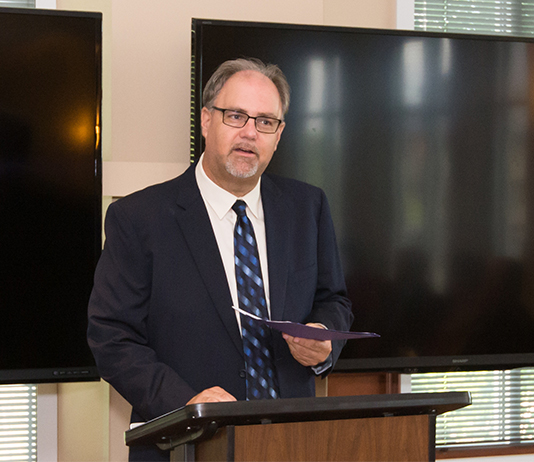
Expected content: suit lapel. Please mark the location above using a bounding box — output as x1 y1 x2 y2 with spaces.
172 165 243 356
261 176 290 322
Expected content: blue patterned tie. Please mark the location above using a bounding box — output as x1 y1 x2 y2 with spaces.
232 200 279 400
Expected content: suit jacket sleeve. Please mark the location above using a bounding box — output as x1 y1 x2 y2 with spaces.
305 188 353 371
87 200 197 421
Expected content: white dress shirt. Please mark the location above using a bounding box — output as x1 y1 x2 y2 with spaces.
195 154 271 330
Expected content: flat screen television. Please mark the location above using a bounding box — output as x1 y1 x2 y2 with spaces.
191 18 534 373
0 7 102 383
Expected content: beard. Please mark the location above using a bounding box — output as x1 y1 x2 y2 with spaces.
225 145 260 179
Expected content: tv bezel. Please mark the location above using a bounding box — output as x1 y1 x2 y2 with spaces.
191 18 534 374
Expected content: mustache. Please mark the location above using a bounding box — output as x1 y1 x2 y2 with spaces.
232 143 259 156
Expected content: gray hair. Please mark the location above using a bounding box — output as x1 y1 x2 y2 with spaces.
202 58 290 116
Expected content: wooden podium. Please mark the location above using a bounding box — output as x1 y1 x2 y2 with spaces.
125 392 470 462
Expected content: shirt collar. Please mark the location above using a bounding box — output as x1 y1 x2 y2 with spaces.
196 153 262 220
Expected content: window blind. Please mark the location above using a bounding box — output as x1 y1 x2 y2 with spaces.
0 1 35 7
412 369 534 447
0 385 37 462
415 0 534 36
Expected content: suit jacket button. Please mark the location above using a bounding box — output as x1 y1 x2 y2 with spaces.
239 369 246 378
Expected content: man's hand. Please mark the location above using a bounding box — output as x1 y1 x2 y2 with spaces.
282 323 332 367
186 386 237 405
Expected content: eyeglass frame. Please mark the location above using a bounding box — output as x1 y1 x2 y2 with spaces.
211 106 283 134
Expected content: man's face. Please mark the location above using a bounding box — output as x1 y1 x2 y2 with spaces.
201 70 285 196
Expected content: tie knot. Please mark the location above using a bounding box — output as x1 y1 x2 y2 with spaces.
232 200 247 217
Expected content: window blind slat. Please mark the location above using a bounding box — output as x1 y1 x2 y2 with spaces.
0 1 35 7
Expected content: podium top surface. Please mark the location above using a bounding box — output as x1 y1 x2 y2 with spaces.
126 391 471 448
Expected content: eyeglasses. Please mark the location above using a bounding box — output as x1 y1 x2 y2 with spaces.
211 106 283 134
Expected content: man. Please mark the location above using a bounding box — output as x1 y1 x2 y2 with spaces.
87 58 353 461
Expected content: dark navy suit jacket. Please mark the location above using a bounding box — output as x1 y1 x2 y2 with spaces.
87 163 353 461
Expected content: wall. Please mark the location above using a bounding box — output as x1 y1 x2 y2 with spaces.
105 0 397 197
47 0 397 461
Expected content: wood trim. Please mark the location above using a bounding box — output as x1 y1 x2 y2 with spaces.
436 444 534 459
326 372 401 396
428 415 436 462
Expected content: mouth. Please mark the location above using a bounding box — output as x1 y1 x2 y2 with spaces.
232 144 258 156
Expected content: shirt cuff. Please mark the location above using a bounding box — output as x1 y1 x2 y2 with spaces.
312 352 333 375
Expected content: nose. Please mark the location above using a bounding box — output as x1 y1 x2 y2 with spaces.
240 117 258 138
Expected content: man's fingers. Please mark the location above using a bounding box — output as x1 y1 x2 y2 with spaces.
283 327 332 367
187 386 237 405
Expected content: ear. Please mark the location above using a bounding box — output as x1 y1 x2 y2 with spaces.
201 107 212 139
273 121 286 151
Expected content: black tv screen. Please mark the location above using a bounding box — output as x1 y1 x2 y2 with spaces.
192 19 534 373
0 8 102 383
